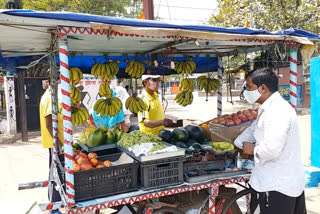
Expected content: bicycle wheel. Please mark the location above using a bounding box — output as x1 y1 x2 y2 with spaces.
221 188 257 214
152 206 184 214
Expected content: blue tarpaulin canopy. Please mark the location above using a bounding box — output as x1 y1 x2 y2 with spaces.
0 10 319 75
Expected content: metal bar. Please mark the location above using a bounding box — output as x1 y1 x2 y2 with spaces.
217 56 223 116
18 180 49 190
49 52 59 164
289 48 298 108
58 27 75 208
17 72 28 141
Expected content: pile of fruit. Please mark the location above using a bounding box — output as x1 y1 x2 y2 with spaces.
117 130 162 149
211 109 258 125
209 142 234 152
93 97 123 117
68 67 90 126
73 151 112 172
174 91 193 107
91 60 119 80
125 60 145 78
125 95 147 114
174 60 196 75
81 126 123 147
158 125 209 149
196 76 221 93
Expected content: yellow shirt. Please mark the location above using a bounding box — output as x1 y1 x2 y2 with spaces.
138 90 165 135
39 89 64 148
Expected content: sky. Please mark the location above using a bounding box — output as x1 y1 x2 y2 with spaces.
153 0 219 25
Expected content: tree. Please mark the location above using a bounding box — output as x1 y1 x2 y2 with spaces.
0 0 6 8
209 0 320 34
22 0 143 18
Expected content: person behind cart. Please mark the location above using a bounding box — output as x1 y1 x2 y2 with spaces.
39 79 64 214
110 77 133 132
138 75 173 135
89 82 126 130
234 67 306 214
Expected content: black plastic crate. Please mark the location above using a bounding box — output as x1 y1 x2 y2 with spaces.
139 156 184 189
57 153 138 201
184 159 225 173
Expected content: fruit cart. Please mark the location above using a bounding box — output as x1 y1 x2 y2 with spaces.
1 10 319 214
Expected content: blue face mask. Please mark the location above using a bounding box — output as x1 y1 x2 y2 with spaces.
243 88 261 104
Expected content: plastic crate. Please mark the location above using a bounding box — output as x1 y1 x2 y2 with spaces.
184 159 225 173
139 156 184 189
57 153 138 201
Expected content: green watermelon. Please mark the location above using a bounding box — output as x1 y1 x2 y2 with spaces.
184 125 205 143
105 131 116 144
158 129 172 142
172 128 189 142
86 129 106 147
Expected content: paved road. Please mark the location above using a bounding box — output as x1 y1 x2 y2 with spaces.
0 94 317 213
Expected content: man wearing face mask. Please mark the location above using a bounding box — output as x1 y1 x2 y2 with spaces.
138 75 173 135
234 68 306 214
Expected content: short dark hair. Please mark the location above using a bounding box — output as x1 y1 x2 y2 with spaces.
246 67 278 92
142 79 149 87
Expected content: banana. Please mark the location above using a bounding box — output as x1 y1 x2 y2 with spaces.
125 97 133 109
91 63 99 77
104 102 109 117
137 98 146 111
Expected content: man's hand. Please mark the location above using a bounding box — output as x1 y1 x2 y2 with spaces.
163 118 173 127
243 142 255 155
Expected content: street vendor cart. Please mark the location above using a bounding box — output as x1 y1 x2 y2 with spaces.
0 9 319 214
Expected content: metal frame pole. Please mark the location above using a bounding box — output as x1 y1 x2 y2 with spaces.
217 56 223 116
58 28 75 208
289 48 298 108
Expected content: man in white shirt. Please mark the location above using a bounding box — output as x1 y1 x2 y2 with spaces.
234 68 306 214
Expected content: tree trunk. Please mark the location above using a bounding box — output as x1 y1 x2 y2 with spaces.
6 0 22 9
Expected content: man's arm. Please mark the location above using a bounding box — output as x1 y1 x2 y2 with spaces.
254 112 291 164
234 120 256 149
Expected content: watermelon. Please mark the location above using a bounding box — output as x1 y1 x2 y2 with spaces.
176 141 188 149
172 128 189 142
158 129 172 142
184 125 205 143
105 131 116 144
86 129 106 147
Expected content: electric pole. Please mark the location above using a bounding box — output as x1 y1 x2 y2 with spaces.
143 0 154 20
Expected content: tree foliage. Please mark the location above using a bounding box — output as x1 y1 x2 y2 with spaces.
22 0 143 18
210 0 320 34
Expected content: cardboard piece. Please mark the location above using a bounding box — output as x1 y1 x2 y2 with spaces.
209 120 253 143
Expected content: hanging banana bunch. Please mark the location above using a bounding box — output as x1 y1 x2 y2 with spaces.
93 97 123 117
90 61 119 80
174 91 193 107
99 81 112 98
196 76 221 93
174 60 196 75
70 86 82 105
125 95 147 114
69 67 83 85
71 107 90 126
179 78 195 92
125 60 145 78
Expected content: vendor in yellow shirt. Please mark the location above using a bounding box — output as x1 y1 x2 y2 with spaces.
138 75 173 135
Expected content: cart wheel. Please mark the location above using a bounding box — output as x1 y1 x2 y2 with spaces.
152 206 184 214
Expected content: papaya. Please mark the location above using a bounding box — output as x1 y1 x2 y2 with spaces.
105 131 116 144
86 129 106 147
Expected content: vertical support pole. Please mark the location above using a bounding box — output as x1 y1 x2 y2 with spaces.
217 56 223 117
49 53 59 163
208 186 219 214
17 71 28 141
289 48 298 108
58 29 75 208
143 0 154 20
311 57 320 167
4 76 17 135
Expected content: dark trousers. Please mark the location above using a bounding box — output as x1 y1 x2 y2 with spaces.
48 148 61 213
251 190 306 214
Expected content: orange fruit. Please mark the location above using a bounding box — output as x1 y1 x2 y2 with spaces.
90 158 99 167
96 164 105 168
88 152 98 160
77 157 89 165
73 162 81 172
103 160 112 167
80 162 92 171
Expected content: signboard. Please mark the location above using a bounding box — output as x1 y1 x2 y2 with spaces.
279 85 303 107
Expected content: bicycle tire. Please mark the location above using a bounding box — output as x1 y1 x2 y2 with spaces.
221 188 255 214
152 206 184 214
